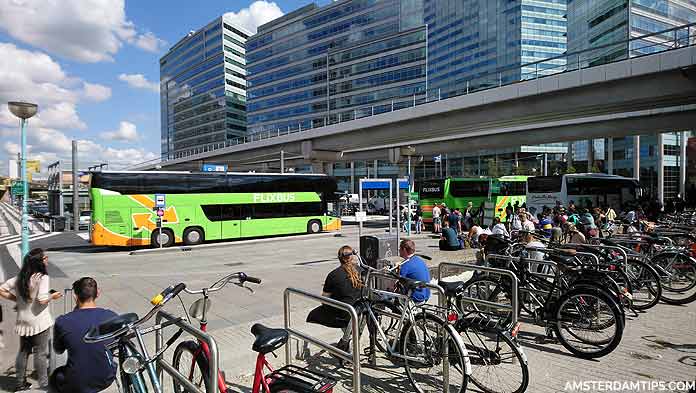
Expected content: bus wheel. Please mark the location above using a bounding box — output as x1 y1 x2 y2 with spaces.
307 220 322 234
152 228 174 248
183 227 204 245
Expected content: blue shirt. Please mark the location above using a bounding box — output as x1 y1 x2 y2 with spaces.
399 255 431 302
54 307 118 393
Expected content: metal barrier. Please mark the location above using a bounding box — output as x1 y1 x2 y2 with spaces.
155 310 220 393
438 262 519 327
283 288 361 393
564 243 629 263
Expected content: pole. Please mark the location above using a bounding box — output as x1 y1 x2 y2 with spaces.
607 137 614 175
633 135 641 181
657 132 664 204
20 119 29 258
280 150 285 173
408 157 412 236
680 131 687 198
72 140 79 231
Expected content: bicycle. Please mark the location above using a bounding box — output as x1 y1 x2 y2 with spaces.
84 282 189 393
170 272 337 393
171 272 262 393
439 277 529 393
354 253 471 393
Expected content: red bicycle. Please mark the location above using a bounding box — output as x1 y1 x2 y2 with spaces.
171 272 336 393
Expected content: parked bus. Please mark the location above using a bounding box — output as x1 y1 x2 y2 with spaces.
526 173 639 214
418 176 528 226
89 171 341 247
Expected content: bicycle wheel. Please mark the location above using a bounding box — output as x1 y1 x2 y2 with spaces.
552 287 624 359
172 340 211 393
401 312 469 393
653 253 696 305
458 277 514 324
459 326 529 393
624 259 661 310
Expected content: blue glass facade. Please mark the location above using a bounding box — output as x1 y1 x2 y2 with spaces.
246 0 426 135
160 16 250 159
425 0 567 97
567 0 695 200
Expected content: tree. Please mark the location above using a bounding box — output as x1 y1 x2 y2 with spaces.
566 165 577 174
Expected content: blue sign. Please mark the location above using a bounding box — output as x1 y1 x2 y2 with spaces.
361 180 391 190
155 194 166 208
398 180 409 190
202 163 228 172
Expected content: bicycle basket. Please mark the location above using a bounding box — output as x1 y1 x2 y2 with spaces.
267 365 337 393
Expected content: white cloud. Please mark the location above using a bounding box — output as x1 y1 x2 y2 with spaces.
1 127 156 173
134 31 167 53
224 1 284 34
0 0 166 62
82 82 112 102
101 121 139 142
0 43 113 131
118 73 159 93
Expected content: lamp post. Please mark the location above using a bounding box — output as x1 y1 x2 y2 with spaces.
8 101 38 259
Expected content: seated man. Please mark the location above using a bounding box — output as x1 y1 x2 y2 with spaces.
439 221 462 251
398 239 431 302
51 277 118 393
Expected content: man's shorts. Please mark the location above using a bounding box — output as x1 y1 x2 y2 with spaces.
433 217 441 225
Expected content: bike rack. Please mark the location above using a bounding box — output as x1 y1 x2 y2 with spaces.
155 310 220 393
283 288 361 393
438 262 520 327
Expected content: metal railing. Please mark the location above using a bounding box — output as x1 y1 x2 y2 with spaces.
283 288 361 393
438 262 519 327
141 22 696 167
155 310 220 393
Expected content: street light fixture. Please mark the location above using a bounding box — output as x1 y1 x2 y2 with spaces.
8 101 38 260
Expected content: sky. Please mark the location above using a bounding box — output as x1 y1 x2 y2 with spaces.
0 0 332 177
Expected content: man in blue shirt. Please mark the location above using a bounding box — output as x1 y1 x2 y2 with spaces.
398 239 431 302
50 277 118 393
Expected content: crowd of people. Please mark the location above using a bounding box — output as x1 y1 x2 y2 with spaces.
433 197 667 251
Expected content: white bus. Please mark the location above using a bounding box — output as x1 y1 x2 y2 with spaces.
526 173 639 213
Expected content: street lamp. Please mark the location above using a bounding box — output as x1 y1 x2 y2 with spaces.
8 101 38 260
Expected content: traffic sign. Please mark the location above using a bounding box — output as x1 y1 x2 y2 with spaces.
155 194 166 208
11 183 23 196
202 163 227 172
156 208 165 217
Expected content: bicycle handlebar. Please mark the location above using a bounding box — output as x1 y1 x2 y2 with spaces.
183 272 262 295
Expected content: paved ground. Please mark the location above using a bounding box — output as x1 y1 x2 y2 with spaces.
0 204 695 392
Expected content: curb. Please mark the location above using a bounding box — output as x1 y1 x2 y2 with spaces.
129 231 344 255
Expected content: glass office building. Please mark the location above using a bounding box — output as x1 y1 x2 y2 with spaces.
426 0 567 97
246 1 427 136
160 16 250 159
567 0 696 200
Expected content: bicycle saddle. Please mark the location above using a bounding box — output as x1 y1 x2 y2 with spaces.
398 277 427 291
251 324 288 354
548 249 577 265
438 280 465 297
90 313 139 337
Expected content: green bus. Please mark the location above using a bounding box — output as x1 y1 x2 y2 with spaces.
89 171 341 247
418 176 528 226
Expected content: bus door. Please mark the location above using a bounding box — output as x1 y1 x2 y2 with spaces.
199 205 222 240
221 205 241 239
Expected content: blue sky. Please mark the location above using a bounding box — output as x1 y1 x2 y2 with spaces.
0 0 329 176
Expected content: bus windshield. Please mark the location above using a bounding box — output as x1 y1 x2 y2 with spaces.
528 176 562 193
419 179 445 199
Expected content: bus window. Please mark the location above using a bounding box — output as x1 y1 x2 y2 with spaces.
449 180 489 197
527 176 562 193
499 181 526 196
